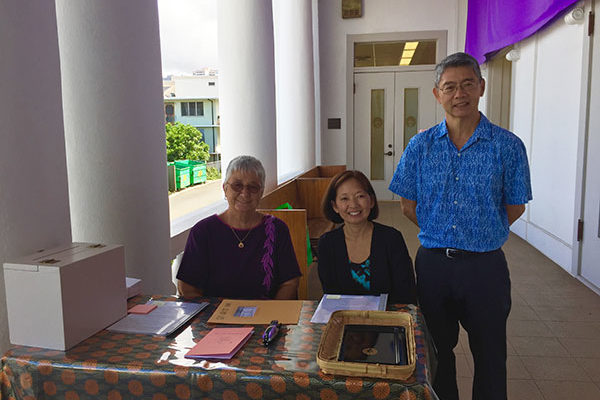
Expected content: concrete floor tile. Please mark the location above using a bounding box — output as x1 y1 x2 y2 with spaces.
507 319 553 337
464 351 474 375
520 292 561 306
522 293 600 308
458 327 470 354
506 337 517 356
531 305 600 322
545 321 600 339
506 379 544 400
507 356 531 379
457 377 472 400
521 356 590 381
509 337 569 357
510 291 528 306
536 380 600 400
509 305 540 321
453 341 465 355
512 282 551 296
455 353 473 378
559 337 600 358
576 358 600 382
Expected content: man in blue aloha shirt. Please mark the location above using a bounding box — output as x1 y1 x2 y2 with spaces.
389 52 532 400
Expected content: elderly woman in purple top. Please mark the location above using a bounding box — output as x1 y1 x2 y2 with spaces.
177 155 301 300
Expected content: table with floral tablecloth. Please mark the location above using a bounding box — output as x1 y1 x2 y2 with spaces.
1 296 437 400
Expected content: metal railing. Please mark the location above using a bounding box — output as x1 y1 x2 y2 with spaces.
207 153 221 172
206 160 221 172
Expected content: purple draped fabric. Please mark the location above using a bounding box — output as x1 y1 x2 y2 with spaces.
466 0 579 63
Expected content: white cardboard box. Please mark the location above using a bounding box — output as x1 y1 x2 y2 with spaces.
3 242 127 350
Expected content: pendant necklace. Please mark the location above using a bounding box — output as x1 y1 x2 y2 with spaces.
230 226 252 248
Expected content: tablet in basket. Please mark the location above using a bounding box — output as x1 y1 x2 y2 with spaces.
338 325 407 365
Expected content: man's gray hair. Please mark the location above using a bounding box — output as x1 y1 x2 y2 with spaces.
434 52 482 87
224 155 266 187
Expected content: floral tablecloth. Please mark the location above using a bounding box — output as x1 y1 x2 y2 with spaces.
1 296 437 400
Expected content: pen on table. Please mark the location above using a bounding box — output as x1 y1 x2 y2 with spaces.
262 320 281 347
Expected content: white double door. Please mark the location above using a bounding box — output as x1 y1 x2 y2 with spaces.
354 71 440 200
579 14 600 291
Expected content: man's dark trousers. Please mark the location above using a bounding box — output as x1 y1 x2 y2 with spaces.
416 246 511 400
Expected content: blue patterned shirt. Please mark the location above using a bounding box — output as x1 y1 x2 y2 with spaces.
389 113 532 252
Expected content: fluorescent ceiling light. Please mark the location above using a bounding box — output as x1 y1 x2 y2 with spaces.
399 41 419 66
404 41 419 50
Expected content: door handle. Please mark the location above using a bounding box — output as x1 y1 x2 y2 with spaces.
385 151 393 156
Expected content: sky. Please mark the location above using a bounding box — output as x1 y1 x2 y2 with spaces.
157 0 218 77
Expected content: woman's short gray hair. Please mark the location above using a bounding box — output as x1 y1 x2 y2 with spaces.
224 155 266 187
434 52 482 87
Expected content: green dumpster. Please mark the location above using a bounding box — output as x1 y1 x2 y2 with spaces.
176 160 207 186
174 161 191 190
190 161 207 185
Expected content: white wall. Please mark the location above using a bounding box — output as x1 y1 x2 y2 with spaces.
317 0 463 164
174 76 219 99
0 1 72 355
510 17 587 271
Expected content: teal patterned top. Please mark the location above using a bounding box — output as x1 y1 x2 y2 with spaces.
349 258 371 290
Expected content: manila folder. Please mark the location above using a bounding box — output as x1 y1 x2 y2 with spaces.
207 299 303 325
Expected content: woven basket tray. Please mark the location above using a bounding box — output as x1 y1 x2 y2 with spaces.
316 310 416 380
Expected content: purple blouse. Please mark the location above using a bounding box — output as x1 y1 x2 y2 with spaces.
177 214 301 299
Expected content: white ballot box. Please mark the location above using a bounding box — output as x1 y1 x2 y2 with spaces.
3 242 127 350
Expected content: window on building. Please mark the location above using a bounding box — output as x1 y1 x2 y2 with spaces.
180 102 204 116
208 82 216 86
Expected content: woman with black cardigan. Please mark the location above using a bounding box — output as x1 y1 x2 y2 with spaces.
317 170 417 304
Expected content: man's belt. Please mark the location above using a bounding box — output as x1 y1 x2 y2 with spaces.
426 247 498 259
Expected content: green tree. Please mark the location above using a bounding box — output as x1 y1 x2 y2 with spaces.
165 122 210 162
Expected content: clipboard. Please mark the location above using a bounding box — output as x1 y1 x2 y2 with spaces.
207 299 303 325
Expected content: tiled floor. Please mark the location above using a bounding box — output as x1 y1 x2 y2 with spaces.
312 201 600 400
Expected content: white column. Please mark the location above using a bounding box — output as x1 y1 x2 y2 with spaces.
55 1 173 294
273 0 316 182
0 1 72 354
218 0 278 190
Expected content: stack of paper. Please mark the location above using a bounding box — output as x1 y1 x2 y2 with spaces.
310 294 388 323
107 301 208 336
185 327 254 359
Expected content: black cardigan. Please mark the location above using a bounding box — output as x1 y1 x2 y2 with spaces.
317 222 417 304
